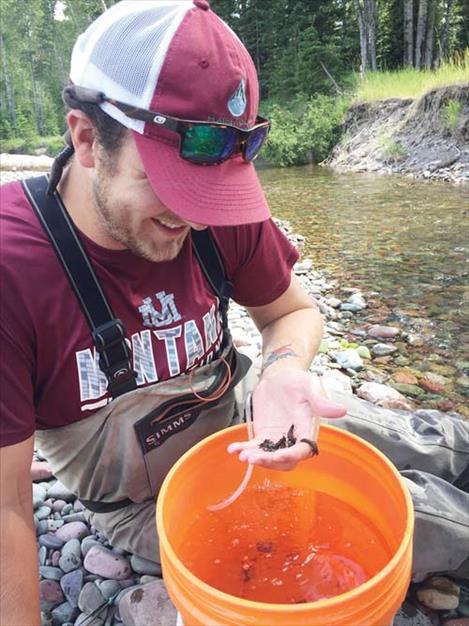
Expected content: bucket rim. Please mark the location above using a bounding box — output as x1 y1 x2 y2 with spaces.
156 422 414 613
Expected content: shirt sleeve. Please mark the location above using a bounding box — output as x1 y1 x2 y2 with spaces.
0 295 36 448
212 219 300 307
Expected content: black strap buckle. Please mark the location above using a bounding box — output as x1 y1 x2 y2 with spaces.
92 320 137 394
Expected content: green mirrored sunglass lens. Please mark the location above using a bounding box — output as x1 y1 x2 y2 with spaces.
182 126 237 163
245 127 268 161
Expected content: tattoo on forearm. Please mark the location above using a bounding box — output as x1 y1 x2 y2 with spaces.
262 345 299 372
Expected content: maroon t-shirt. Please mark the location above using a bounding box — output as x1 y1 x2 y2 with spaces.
0 181 299 446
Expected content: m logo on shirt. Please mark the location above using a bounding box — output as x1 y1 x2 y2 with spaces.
138 291 181 328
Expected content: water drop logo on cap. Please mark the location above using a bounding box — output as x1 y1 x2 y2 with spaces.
228 79 247 117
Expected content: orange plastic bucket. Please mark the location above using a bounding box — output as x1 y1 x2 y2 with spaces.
156 424 414 626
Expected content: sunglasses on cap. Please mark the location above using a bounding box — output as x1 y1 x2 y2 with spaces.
64 86 270 166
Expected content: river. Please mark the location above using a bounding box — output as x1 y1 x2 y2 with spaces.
259 165 468 411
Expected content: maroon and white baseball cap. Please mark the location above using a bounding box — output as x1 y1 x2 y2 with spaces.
69 0 271 226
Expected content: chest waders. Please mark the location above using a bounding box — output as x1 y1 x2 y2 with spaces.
22 176 251 562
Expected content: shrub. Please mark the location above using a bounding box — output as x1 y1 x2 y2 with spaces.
262 94 350 167
1 135 64 156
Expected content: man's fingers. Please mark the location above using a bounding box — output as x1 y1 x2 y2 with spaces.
309 394 347 419
230 441 314 471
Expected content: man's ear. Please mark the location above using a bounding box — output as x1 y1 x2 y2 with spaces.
66 110 97 168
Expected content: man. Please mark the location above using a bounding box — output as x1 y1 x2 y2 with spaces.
1 2 468 625
0 2 346 623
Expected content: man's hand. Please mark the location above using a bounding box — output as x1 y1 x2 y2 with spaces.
228 370 346 470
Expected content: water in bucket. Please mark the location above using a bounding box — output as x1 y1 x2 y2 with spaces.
178 479 391 604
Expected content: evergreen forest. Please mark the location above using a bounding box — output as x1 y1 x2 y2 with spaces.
0 0 467 164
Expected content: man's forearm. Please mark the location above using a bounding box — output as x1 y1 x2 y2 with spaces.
260 306 323 378
0 504 41 626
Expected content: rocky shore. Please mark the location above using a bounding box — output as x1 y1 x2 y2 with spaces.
1 167 467 626
325 84 469 185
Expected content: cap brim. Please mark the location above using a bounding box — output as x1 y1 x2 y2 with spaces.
132 131 271 227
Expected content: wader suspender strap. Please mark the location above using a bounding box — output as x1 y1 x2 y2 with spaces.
22 175 137 399
191 228 233 341
21 175 232 398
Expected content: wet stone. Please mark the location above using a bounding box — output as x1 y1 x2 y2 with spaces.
40 566 64 582
60 569 84 608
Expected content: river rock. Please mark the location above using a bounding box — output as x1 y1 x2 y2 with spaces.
75 612 106 626
38 544 48 566
321 369 354 395
84 545 132 580
368 325 400 339
51 601 79 626
393 599 437 626
326 297 342 308
357 382 413 410
52 499 67 513
393 370 419 385
78 582 105 614
347 293 367 308
391 383 426 398
60 569 84 608
51 550 61 567
356 345 372 360
419 373 447 394
59 539 82 573
56 522 90 543
33 483 47 509
98 579 122 600
442 619 469 626
332 349 364 371
36 505 52 521
118 581 177 626
47 480 75 502
81 537 102 557
340 302 363 313
417 577 460 610
130 555 162 577
40 579 64 605
371 343 398 357
39 533 64 550
37 519 64 535
40 566 64 581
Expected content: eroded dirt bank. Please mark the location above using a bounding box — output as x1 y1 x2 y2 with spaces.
326 84 469 184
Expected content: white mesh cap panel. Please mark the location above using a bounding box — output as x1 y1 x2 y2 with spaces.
70 0 193 133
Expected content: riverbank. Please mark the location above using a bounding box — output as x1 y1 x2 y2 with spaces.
325 84 469 184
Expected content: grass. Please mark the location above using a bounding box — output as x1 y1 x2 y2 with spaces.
354 49 469 101
0 135 64 156
441 99 463 130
